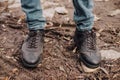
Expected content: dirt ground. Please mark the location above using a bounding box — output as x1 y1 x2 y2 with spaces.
0 0 120 80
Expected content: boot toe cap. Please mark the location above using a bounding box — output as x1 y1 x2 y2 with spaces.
80 53 101 68
21 51 40 67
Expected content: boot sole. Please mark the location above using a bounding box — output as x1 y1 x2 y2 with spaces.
21 58 40 68
20 50 41 68
81 62 99 73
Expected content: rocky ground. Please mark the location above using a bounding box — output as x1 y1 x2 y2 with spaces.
0 0 120 80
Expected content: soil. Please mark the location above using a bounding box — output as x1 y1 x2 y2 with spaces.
0 0 120 80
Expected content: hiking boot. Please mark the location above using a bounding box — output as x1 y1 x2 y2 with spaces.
74 29 101 72
21 29 44 68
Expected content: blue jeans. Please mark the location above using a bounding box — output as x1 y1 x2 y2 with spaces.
21 0 94 31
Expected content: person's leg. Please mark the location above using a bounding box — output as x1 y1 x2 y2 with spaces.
73 0 101 72
21 0 45 68
21 0 46 30
73 0 94 31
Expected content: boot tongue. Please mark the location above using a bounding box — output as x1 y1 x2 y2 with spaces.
29 30 37 37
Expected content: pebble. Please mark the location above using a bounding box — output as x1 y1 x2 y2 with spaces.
55 7 68 15
100 50 120 60
108 9 120 17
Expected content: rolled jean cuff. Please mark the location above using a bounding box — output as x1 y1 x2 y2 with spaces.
76 23 93 31
76 17 94 31
28 21 46 30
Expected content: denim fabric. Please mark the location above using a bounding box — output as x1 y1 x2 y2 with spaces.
21 0 46 30
73 0 94 31
21 0 94 31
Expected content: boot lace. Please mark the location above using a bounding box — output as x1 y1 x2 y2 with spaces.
86 31 96 50
27 31 39 48
28 36 38 48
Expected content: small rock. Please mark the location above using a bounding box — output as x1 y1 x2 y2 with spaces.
43 8 55 19
55 7 68 15
100 50 120 60
108 9 120 17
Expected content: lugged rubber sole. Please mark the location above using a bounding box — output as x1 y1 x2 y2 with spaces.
21 57 40 68
81 62 99 73
20 50 42 68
